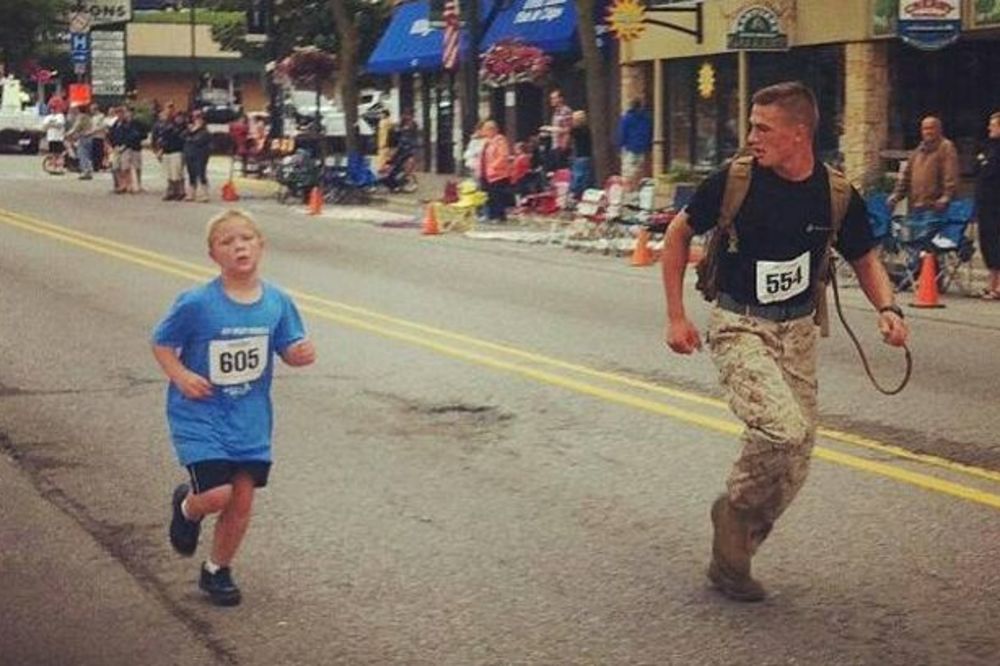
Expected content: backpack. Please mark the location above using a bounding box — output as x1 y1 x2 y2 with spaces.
694 155 852 337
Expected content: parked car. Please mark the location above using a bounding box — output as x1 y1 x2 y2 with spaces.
194 86 242 125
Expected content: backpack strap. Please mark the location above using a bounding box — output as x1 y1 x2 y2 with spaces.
814 164 853 336
694 156 753 302
718 155 754 253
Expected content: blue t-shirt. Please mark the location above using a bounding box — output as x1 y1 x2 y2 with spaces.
152 278 306 465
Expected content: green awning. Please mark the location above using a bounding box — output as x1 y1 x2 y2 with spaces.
128 56 264 76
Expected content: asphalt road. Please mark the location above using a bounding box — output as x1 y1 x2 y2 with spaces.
1 156 998 665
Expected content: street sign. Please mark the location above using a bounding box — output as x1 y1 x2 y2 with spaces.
90 29 126 96
70 32 89 52
69 12 91 33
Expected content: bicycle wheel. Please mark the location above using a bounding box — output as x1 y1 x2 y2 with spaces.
42 154 63 175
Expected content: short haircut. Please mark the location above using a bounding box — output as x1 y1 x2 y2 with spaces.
206 209 262 248
751 81 819 134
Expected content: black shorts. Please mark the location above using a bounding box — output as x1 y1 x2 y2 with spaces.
49 140 64 155
186 459 271 493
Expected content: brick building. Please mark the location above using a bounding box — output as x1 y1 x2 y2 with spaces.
126 21 266 112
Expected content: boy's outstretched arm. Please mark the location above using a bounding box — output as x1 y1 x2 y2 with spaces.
281 339 316 367
152 344 213 399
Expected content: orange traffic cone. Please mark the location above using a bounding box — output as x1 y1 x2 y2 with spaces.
308 186 322 216
911 252 945 308
630 227 654 266
421 203 440 236
221 180 239 202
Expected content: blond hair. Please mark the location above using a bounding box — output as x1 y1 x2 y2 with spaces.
206 209 262 248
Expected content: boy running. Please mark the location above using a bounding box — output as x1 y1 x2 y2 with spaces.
152 209 316 606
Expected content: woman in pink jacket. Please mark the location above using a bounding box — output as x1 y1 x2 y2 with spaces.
481 120 512 222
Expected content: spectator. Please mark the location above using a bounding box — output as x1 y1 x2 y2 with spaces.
91 105 109 171
375 109 394 172
229 113 250 176
618 98 653 191
184 111 213 202
887 115 959 217
481 120 511 222
107 106 131 193
160 111 187 201
570 110 594 198
545 89 573 170
977 111 1000 299
391 108 420 181
41 107 66 162
462 120 486 184
65 104 95 180
123 107 149 193
48 92 66 115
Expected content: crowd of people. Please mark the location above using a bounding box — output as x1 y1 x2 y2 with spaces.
455 88 654 223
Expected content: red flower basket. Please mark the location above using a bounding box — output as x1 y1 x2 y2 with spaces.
479 39 551 88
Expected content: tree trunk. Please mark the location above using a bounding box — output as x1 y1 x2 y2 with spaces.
330 0 360 156
575 0 612 185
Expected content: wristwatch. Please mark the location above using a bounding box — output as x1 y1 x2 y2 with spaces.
878 304 905 319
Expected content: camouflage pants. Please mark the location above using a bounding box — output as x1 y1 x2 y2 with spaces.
707 308 818 525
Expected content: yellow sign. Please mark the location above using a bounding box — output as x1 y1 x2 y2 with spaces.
606 0 647 43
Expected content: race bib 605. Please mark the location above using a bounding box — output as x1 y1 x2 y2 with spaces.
755 252 810 304
208 336 268 385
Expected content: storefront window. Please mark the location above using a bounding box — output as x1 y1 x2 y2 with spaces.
749 45 844 166
890 40 1000 176
662 46 843 172
663 54 738 172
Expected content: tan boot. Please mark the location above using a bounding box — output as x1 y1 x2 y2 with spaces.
196 184 209 203
707 495 767 602
184 185 195 202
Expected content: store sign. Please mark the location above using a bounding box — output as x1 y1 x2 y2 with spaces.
69 1 131 28
898 0 961 50
514 0 567 25
726 1 795 51
90 29 126 96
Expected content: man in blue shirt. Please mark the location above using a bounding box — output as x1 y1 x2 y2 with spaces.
618 99 653 192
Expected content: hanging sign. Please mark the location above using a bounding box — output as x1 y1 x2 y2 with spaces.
606 0 647 43
898 0 961 50
726 1 795 51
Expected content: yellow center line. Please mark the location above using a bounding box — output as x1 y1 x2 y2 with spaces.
2 208 999 511
6 207 997 486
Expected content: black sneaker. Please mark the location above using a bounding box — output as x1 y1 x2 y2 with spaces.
169 483 200 556
199 563 242 607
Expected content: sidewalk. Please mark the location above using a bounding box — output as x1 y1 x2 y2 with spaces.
206 156 991 292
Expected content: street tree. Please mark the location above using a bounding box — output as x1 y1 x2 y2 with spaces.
575 0 613 185
329 0 360 156
0 0 69 74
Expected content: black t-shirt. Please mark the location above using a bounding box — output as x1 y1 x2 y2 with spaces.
685 160 875 307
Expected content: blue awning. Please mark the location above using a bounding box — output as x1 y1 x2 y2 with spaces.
366 0 494 75
480 0 580 54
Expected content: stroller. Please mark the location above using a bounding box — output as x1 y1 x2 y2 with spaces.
378 145 418 193
274 149 321 204
321 152 378 205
